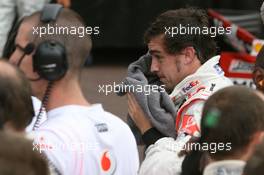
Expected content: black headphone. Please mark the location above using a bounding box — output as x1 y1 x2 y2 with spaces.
32 4 68 81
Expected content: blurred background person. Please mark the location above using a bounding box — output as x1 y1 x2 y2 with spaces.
201 86 264 175
0 0 50 57
0 131 49 175
0 60 34 134
243 139 264 175
181 86 264 175
253 46 264 92
54 0 71 8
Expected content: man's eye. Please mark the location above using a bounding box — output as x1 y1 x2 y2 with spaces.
155 55 163 62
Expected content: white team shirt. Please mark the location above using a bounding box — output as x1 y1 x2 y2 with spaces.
31 104 139 175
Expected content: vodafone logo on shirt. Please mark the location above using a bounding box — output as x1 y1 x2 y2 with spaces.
100 150 116 175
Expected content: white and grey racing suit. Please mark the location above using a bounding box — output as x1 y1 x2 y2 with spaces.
139 55 233 175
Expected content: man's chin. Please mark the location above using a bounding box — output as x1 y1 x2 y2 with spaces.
163 84 174 94
159 79 174 93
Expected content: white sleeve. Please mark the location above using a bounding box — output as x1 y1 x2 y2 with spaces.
0 0 16 57
177 100 205 137
17 0 50 18
139 101 205 175
139 136 191 175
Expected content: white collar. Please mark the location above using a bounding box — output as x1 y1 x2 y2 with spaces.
169 55 223 104
204 160 246 175
47 104 103 119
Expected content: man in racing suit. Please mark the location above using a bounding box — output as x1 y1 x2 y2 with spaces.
137 55 232 175
127 8 233 175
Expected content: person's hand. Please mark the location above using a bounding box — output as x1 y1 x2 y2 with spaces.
127 93 152 134
57 0 71 8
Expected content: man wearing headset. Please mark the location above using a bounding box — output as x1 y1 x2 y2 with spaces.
9 4 139 175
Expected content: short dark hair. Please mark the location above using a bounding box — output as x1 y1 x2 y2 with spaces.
0 132 49 175
181 150 204 175
144 8 216 64
243 139 264 175
201 86 264 160
24 8 92 76
0 60 34 130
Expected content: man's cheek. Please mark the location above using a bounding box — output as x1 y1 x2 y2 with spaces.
20 59 34 76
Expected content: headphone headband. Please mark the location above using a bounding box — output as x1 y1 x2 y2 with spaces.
40 4 63 23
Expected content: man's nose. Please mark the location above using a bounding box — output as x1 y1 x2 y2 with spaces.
8 49 21 66
150 58 159 73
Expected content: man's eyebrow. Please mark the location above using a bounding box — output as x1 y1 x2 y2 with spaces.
149 50 161 55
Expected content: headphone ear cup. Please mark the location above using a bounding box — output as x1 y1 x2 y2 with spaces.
33 41 68 81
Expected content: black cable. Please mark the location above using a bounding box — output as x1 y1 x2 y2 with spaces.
32 81 53 131
32 81 62 174
16 43 35 66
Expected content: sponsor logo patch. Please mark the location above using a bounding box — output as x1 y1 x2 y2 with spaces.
182 80 200 93
228 59 254 74
179 115 200 137
100 150 116 175
95 123 108 133
214 64 224 75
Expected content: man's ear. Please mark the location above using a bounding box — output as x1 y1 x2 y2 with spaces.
253 68 264 90
250 131 264 146
182 47 196 65
3 121 15 131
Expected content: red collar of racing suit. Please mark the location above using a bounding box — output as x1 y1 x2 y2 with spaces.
169 55 224 105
